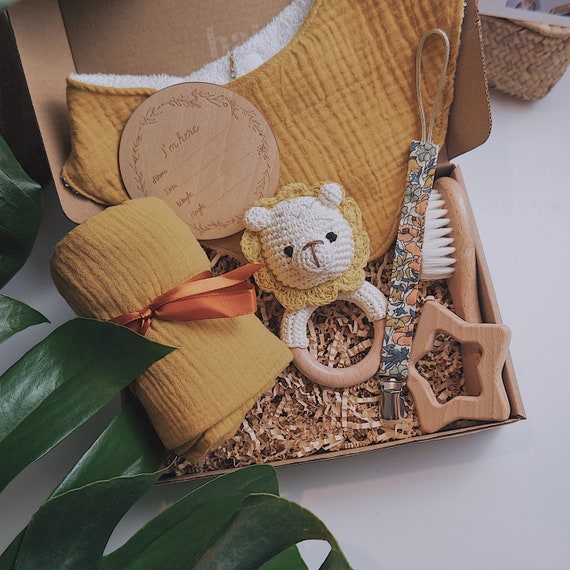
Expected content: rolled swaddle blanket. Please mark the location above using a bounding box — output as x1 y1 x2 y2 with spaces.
51 197 292 460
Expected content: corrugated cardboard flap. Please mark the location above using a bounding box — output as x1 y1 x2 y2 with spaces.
7 0 490 223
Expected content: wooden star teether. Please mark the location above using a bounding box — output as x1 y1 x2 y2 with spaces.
408 300 511 433
241 181 387 388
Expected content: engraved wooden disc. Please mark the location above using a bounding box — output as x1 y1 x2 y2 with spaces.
119 82 279 240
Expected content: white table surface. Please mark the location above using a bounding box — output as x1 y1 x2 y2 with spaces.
1 68 569 569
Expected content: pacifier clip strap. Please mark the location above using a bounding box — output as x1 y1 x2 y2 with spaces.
378 29 450 420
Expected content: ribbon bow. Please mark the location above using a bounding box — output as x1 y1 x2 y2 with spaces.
111 264 262 335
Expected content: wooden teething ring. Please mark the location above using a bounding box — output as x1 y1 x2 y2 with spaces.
289 303 385 389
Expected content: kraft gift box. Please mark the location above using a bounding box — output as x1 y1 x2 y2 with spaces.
3 0 525 481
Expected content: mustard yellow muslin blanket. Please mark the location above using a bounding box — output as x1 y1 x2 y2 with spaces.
62 0 464 261
50 197 292 460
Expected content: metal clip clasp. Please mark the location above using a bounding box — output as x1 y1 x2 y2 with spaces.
379 378 406 421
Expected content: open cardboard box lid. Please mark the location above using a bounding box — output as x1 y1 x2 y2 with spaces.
6 0 491 223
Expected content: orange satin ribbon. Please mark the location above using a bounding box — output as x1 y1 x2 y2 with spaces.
110 264 263 335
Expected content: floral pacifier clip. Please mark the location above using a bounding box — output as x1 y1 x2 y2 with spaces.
377 28 451 420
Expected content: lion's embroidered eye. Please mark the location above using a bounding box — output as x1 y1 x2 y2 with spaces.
284 245 294 257
325 232 337 243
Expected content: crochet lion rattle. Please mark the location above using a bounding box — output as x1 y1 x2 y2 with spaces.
241 181 387 388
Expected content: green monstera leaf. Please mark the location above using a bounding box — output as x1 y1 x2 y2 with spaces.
0 401 165 570
1 401 349 570
195 494 351 569
0 318 175 493
0 294 48 344
99 465 281 570
0 135 43 288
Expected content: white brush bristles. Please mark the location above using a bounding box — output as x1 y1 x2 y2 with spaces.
421 188 456 280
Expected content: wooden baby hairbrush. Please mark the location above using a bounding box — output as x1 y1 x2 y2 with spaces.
433 176 483 398
425 175 501 392
432 177 481 324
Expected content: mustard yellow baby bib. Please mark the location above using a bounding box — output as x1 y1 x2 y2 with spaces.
63 0 464 260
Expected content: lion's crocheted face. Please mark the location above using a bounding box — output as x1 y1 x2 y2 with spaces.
241 182 370 311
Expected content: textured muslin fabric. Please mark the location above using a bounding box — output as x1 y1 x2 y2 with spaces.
62 0 464 260
50 197 292 460
62 81 151 207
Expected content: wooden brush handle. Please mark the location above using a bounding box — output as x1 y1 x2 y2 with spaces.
434 177 481 324
433 177 484 396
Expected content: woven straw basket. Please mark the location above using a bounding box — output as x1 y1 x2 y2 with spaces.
481 15 570 100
